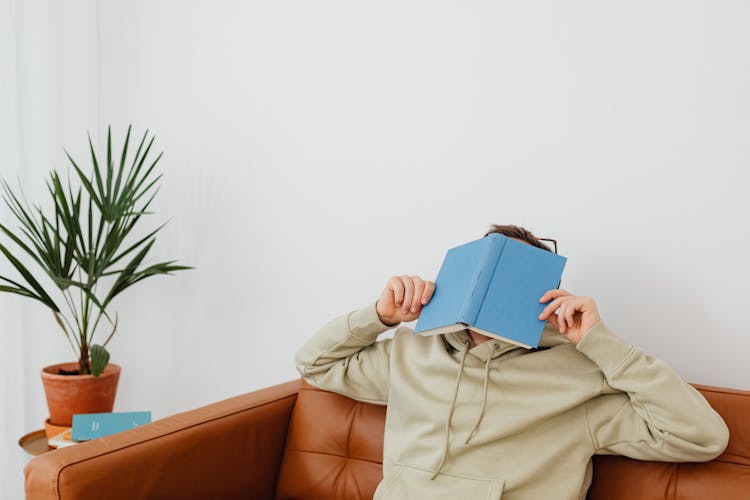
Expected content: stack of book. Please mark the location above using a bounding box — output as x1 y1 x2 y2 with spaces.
48 411 151 449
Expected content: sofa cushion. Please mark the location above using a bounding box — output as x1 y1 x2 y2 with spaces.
276 380 386 500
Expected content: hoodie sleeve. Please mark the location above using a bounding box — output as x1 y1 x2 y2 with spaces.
294 299 400 405
575 320 729 462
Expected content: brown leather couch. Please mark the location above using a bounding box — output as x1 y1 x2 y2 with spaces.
24 379 750 499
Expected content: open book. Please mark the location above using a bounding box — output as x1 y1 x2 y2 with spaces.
413 233 567 349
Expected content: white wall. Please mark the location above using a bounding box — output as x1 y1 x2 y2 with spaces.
15 0 100 426
1 0 99 496
4 1 749 494
94 1 749 408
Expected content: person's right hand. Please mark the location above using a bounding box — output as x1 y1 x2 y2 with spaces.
376 275 435 326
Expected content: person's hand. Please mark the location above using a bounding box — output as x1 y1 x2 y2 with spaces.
538 289 601 345
376 275 436 326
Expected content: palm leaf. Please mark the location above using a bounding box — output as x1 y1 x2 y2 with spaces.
0 273 59 312
87 132 108 218
100 238 155 309
0 284 38 301
65 149 103 211
112 125 131 203
105 221 167 270
0 222 44 268
0 125 192 371
1 180 45 246
105 126 114 203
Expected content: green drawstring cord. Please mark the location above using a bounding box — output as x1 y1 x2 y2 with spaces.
430 342 470 480
464 343 498 444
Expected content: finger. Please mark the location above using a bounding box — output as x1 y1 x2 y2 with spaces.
546 313 560 331
563 302 575 330
539 288 572 303
421 281 435 305
540 289 572 302
390 277 404 307
538 296 570 320
538 297 562 320
558 303 567 332
411 278 425 312
562 297 589 328
401 275 414 313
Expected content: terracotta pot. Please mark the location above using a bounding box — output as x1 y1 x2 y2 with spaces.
40 362 121 427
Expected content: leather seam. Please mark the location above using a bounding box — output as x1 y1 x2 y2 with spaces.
284 448 383 465
712 457 750 467
688 384 750 396
299 384 387 405
346 403 356 459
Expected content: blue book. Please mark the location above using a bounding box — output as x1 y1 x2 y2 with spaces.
71 411 152 441
413 233 567 348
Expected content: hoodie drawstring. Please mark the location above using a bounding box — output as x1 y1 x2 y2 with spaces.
430 342 469 480
464 343 497 444
430 342 500 480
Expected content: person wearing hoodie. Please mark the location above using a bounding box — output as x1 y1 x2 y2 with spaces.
294 224 729 500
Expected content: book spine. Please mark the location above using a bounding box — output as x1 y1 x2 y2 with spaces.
458 237 504 325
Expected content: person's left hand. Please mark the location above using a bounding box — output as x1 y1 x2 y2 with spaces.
538 289 601 345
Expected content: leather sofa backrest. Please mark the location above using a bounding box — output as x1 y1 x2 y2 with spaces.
276 381 386 500
588 384 750 499
276 381 749 500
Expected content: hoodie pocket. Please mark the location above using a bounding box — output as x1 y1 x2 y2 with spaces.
375 462 505 500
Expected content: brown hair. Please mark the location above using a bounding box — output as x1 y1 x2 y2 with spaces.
483 224 553 253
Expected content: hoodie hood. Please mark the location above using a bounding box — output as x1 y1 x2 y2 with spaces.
430 321 569 480
442 321 570 362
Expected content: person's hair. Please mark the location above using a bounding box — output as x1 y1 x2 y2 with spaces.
483 224 553 253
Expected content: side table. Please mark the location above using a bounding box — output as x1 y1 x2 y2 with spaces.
19 429 55 456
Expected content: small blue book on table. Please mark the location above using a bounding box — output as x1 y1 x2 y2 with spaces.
414 233 567 349
71 411 152 441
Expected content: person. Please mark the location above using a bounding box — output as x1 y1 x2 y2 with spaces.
294 224 729 499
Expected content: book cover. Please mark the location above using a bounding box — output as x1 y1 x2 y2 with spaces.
413 233 567 348
71 411 152 442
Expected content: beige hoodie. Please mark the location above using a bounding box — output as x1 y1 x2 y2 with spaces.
295 299 729 499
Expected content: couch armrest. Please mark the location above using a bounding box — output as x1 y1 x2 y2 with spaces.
25 379 301 500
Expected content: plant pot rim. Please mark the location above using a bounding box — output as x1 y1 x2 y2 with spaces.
41 361 121 380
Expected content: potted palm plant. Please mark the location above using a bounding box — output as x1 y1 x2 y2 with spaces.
0 125 191 434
